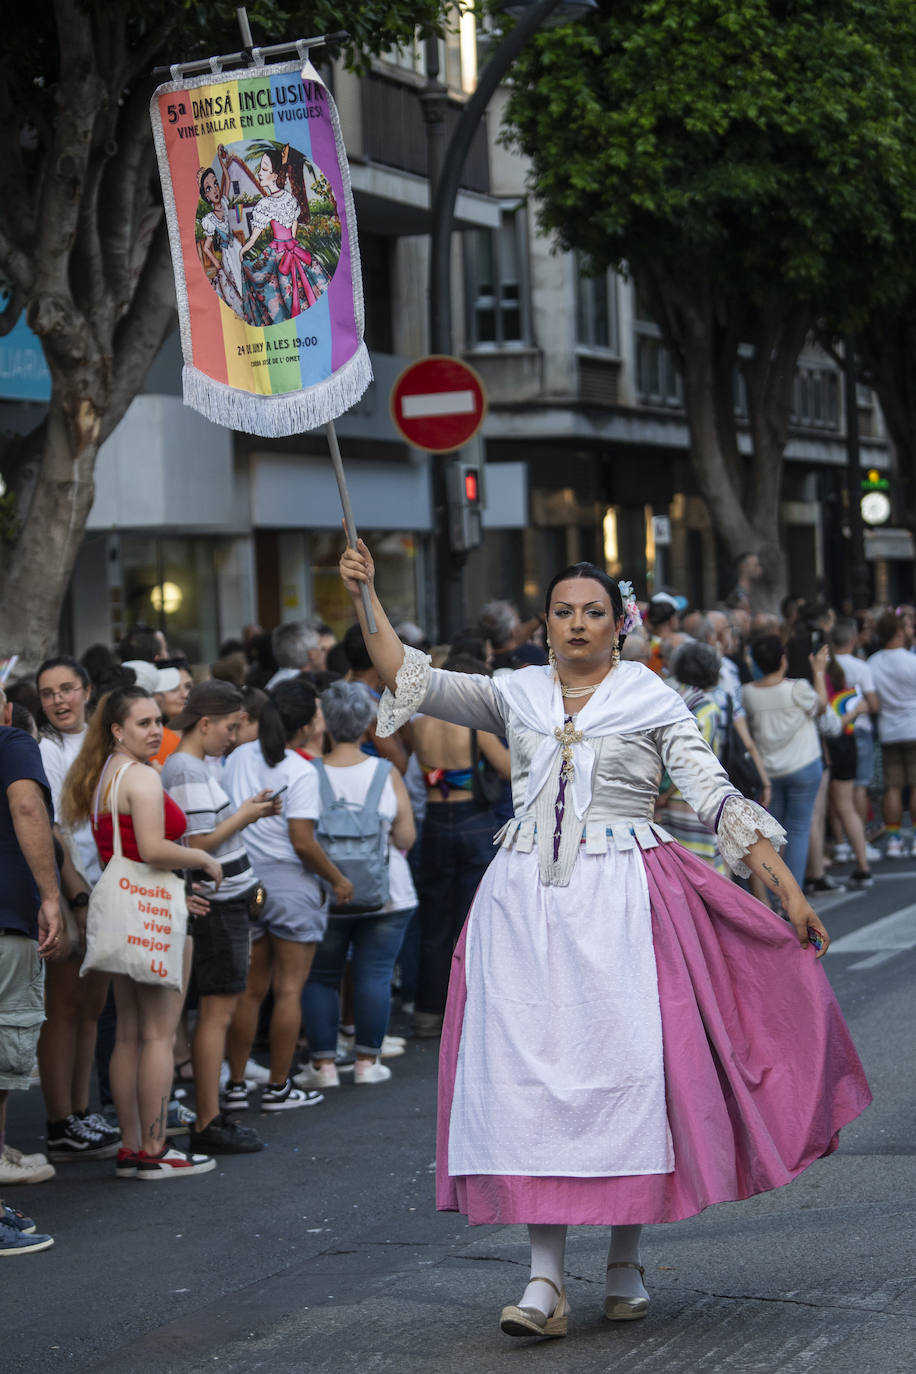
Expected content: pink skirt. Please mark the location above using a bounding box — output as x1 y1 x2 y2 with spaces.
436 841 871 1226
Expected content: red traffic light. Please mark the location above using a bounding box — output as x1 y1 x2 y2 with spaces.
464 469 479 504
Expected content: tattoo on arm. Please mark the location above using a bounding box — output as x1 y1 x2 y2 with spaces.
761 861 780 890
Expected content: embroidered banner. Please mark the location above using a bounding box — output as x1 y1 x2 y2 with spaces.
150 59 371 436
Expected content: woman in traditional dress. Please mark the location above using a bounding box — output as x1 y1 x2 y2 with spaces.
339 540 870 1341
198 166 246 317
239 146 329 324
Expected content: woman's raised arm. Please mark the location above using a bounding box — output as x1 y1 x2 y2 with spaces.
339 539 406 692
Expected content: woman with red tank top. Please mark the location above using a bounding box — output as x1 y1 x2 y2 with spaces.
61 687 222 1180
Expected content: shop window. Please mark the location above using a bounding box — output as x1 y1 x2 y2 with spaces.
120 535 219 666
464 206 531 347
311 530 420 639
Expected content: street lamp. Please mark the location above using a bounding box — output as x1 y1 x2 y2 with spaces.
425 0 597 636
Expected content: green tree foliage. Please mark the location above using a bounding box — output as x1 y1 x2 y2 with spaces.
502 0 916 602
0 0 446 664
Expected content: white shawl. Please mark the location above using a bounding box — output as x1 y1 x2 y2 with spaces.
492 661 692 820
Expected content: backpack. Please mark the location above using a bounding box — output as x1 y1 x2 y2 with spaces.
720 694 764 801
311 757 392 915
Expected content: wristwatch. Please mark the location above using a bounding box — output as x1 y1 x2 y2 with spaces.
70 892 90 909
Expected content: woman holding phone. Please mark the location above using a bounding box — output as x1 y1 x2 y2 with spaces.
222 679 353 1111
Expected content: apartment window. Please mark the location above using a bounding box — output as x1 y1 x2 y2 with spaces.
465 207 531 347
792 366 840 430
632 275 682 407
575 258 619 353
635 335 683 407
360 234 393 354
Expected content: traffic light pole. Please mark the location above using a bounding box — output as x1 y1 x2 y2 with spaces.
843 335 870 608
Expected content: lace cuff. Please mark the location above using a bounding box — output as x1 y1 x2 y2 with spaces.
716 795 787 878
376 644 432 737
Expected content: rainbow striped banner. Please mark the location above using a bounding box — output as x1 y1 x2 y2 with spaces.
150 60 371 436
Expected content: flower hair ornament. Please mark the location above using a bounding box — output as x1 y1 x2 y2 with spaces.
619 580 641 635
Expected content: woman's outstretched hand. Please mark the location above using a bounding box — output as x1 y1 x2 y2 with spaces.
340 538 375 601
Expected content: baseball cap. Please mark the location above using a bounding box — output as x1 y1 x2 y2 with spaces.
168 679 244 733
121 660 159 694
650 591 688 613
155 666 181 693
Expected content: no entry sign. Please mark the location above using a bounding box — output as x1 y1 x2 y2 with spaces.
390 355 487 453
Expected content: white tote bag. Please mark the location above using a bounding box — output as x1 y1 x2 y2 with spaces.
81 763 187 990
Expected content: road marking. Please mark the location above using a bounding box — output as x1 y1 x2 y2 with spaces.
828 901 916 970
400 389 475 419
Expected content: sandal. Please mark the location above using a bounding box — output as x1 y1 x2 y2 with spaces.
500 1275 568 1339
605 1261 649 1321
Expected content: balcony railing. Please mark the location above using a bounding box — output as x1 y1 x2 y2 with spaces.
360 74 490 193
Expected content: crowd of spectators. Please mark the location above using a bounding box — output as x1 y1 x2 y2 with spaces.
2 561 914 1252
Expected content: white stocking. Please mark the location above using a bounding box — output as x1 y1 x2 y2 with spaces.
606 1224 649 1301
520 1224 568 1315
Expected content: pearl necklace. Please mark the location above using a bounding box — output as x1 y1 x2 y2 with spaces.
557 679 600 699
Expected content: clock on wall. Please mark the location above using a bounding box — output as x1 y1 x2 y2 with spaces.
860 490 892 526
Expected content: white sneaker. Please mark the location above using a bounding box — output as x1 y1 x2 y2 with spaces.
865 843 883 863
380 1036 406 1059
293 1061 340 1090
886 835 905 858
0 1144 56 1185
354 1060 392 1085
220 1058 270 1087
260 1080 324 1111
832 841 853 863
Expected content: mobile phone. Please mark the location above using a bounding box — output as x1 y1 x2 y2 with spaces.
809 628 823 652
267 785 288 802
807 925 824 951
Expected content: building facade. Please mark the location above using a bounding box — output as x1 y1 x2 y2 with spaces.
3 16 907 665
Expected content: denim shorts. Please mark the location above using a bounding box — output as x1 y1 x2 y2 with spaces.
192 895 252 996
249 861 328 945
854 730 875 789
0 931 45 1091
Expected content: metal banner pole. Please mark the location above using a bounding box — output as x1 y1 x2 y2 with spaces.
234 7 375 634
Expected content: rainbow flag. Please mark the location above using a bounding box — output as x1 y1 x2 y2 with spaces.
830 687 859 734
150 60 371 436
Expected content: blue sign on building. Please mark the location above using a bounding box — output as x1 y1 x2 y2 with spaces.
0 311 51 402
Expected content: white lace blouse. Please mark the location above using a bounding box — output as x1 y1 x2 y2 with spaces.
250 188 300 232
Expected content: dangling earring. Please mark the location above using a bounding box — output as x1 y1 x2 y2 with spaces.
611 642 621 669
548 643 557 669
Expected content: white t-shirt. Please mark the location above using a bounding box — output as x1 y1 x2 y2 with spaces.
320 758 417 913
741 677 821 776
222 741 319 868
160 751 255 899
834 653 875 734
867 648 916 743
39 727 101 885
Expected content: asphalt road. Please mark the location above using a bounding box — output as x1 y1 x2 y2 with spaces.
4 856 915 1373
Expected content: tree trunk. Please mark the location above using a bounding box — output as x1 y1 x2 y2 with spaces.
0 391 102 670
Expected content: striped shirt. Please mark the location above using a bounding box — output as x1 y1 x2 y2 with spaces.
161 751 255 898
